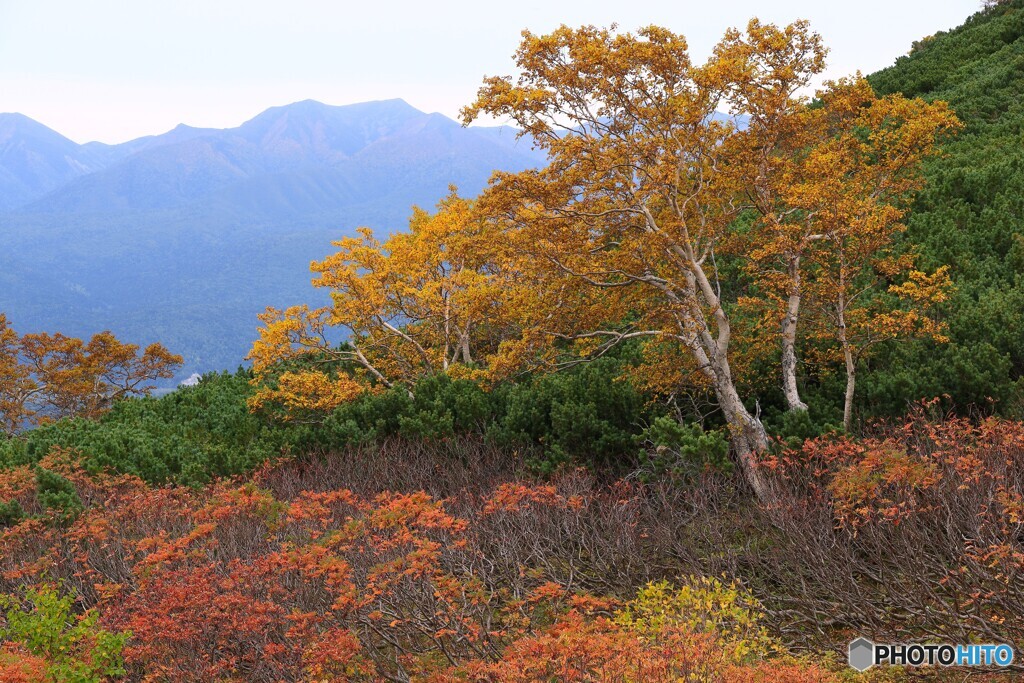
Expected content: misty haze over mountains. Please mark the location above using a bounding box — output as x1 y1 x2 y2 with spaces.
0 99 544 381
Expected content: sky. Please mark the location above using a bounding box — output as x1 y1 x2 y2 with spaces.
0 0 983 145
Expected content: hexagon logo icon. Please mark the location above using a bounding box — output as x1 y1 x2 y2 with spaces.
849 637 875 671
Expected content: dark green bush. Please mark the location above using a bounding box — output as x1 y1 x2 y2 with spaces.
318 374 498 447
0 358 725 485
314 360 660 476
489 358 654 475
35 468 83 523
637 417 731 480
0 499 24 528
0 370 299 486
2 364 660 485
766 408 844 449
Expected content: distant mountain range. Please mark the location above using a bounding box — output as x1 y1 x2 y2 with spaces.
0 99 545 381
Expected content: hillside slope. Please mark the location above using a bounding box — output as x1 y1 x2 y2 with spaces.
861 0 1024 416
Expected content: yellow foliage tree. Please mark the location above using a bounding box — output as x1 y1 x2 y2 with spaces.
745 77 960 416
463 21 831 501
461 21 961 496
247 20 961 499
248 192 515 418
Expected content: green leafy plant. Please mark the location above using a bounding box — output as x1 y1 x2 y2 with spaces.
0 586 129 683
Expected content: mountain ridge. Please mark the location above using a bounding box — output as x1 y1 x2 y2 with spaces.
0 112 109 210
3 99 538 213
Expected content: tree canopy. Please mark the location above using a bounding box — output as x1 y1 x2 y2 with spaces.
0 314 181 435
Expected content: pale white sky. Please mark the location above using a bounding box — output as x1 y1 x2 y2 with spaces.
0 0 982 144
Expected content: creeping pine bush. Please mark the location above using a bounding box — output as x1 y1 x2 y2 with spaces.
0 499 24 527
319 358 658 475
638 417 731 480
0 370 298 486
34 467 83 523
768 406 844 448
0 586 128 683
490 358 654 474
320 374 499 445
0 359 664 486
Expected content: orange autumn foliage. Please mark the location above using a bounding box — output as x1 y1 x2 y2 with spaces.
0 450 865 682
0 643 48 683
758 407 1024 643
0 314 181 435
0 390 1017 683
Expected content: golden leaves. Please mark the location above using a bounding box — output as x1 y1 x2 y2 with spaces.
461 21 832 403
248 371 364 417
0 315 182 434
248 192 520 419
248 305 331 373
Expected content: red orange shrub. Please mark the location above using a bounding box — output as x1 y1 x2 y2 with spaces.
757 408 1024 646
0 457 790 681
0 643 48 683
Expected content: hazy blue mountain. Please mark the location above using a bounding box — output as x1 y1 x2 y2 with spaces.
0 113 108 210
0 100 544 382
22 99 541 215
81 123 222 165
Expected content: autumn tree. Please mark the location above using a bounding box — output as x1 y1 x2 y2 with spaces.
746 77 959 414
0 317 33 436
0 314 181 435
248 192 514 419
245 21 961 496
811 240 953 431
462 21 831 501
